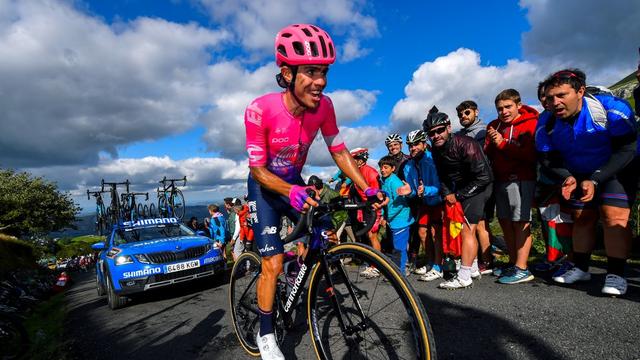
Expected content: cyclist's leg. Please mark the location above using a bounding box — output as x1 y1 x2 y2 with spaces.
248 177 287 338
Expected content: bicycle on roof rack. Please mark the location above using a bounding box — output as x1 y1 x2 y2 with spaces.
120 191 149 222
229 196 437 359
87 189 110 235
101 179 130 226
156 176 186 221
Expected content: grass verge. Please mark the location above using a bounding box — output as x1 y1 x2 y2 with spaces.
23 292 71 360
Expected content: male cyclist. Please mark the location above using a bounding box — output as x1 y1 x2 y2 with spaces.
536 69 638 295
385 133 409 179
244 24 379 359
423 106 493 289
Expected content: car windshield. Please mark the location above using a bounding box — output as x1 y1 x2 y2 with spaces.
113 223 196 245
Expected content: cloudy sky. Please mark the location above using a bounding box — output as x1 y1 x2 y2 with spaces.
1 0 638 213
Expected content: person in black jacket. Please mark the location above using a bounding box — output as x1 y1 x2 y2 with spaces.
423 106 493 289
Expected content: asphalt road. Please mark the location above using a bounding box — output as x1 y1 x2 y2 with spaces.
65 263 640 360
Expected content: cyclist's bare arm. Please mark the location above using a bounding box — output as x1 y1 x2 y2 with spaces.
330 148 369 191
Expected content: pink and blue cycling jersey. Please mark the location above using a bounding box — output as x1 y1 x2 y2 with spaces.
245 92 346 182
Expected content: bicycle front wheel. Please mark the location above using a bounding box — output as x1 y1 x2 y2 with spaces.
229 251 262 356
307 243 436 360
170 189 185 220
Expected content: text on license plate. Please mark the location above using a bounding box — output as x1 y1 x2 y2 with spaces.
166 260 200 273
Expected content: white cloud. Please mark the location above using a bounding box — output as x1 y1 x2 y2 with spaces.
197 0 378 62
520 0 640 85
327 89 378 123
304 125 387 167
390 48 542 133
0 0 230 168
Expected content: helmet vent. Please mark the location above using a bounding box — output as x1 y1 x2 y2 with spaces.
277 45 287 57
310 25 319 32
309 41 319 57
292 41 304 56
319 36 327 57
302 28 313 37
281 33 292 38
328 43 334 58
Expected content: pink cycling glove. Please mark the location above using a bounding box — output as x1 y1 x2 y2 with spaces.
289 185 314 212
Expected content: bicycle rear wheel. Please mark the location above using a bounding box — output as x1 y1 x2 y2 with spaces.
229 251 262 356
158 196 168 217
307 243 436 360
170 189 185 220
149 203 156 218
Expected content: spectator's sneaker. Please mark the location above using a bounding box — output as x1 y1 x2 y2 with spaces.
498 268 534 284
478 262 494 275
360 266 374 276
492 265 514 277
551 261 574 278
438 275 472 290
601 274 627 296
404 266 411 277
455 259 461 271
552 266 591 284
418 268 443 282
364 267 380 279
256 332 285 360
413 266 428 275
470 268 482 279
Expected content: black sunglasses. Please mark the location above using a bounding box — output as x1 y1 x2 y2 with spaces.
428 126 447 137
457 109 472 117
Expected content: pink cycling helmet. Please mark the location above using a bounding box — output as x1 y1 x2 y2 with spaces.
275 24 336 66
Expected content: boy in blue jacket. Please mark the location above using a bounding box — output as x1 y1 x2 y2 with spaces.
379 155 415 276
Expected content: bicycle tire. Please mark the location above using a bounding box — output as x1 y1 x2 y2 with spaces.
0 312 29 359
136 203 143 220
171 189 186 220
228 252 287 356
307 243 436 360
149 203 156 218
158 196 168 217
143 204 149 218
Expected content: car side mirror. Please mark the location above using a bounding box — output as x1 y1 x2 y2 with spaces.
91 242 106 251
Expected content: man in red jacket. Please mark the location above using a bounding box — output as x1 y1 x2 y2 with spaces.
484 88 539 284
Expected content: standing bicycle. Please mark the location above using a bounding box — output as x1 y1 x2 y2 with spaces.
229 197 437 359
120 191 149 222
87 189 109 235
101 179 130 225
156 176 186 220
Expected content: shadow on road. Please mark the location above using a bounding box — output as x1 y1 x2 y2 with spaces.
418 292 569 360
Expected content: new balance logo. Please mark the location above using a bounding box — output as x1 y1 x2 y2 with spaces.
261 226 277 235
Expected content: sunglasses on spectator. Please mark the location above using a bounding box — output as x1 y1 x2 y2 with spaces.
457 109 473 117
428 127 447 137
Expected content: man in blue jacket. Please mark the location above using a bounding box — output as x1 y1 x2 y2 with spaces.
398 129 444 282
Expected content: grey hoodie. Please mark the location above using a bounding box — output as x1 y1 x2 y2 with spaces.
456 119 486 144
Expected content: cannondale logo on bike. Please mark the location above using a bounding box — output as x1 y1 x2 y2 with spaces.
284 263 307 312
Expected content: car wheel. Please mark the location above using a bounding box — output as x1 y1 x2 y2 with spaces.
106 273 127 310
96 271 106 297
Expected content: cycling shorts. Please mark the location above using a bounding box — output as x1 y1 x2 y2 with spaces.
460 185 493 224
563 157 639 210
248 176 301 257
417 204 443 226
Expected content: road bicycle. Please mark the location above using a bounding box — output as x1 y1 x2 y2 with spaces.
157 176 186 220
87 189 109 235
101 179 130 225
120 191 149 222
229 197 436 359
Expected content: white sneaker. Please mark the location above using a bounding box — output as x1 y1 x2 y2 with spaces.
360 266 374 276
601 274 627 296
455 259 461 271
438 276 472 290
552 266 591 284
413 266 428 275
470 268 481 279
256 332 285 360
364 268 380 279
419 268 443 282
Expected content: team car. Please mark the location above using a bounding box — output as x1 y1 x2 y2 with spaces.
92 217 225 309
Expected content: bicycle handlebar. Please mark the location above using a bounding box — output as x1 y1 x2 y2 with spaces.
159 176 187 187
281 197 378 244
87 189 109 200
101 179 130 192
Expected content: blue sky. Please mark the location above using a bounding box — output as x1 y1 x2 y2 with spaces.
0 0 638 213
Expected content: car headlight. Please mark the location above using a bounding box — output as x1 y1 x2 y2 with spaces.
115 255 134 265
133 254 150 264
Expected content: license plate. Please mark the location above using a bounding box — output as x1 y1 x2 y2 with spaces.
166 260 200 273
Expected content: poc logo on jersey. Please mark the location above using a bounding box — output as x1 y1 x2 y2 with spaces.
271 137 289 144
261 226 278 235
122 267 161 279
